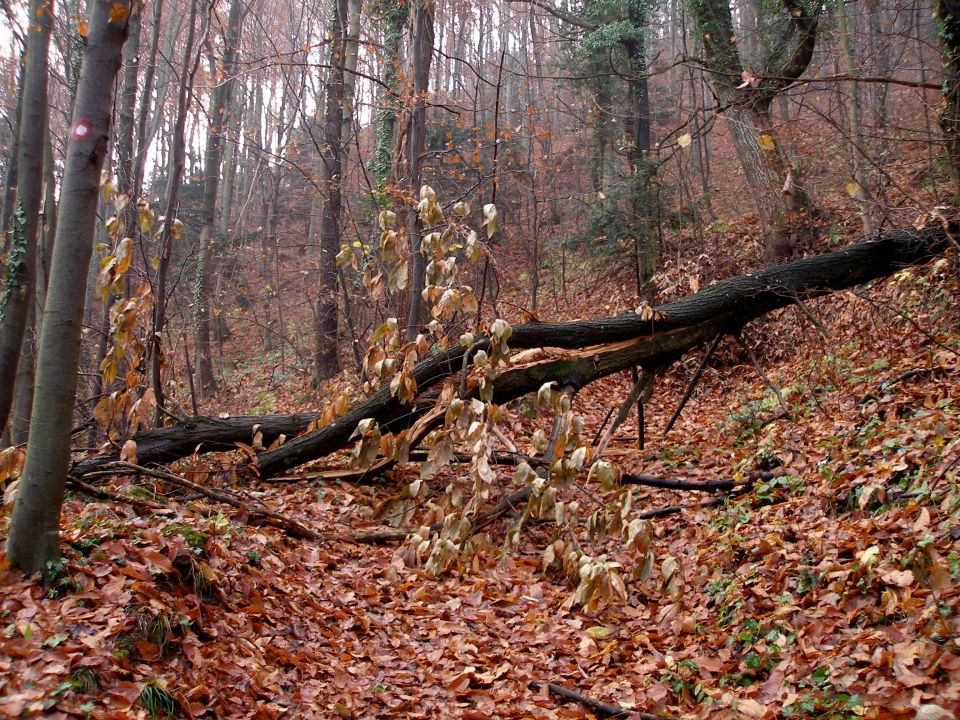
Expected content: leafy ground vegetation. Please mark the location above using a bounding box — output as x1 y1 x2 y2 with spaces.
0 227 958 719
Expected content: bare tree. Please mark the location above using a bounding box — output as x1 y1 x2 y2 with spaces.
314 0 350 381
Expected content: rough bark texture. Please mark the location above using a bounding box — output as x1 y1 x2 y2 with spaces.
404 0 435 341
7 0 130 575
314 0 349 383
939 0 960 195
0 58 24 255
371 0 409 188
686 0 818 253
74 226 951 482
0 0 52 434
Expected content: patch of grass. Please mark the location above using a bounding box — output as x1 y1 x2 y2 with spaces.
251 389 276 414
139 681 179 719
129 486 166 503
753 475 803 505
51 668 99 698
161 523 209 554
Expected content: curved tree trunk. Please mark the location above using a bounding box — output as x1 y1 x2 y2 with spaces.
8 0 131 575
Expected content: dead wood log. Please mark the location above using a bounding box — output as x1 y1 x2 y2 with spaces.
74 226 952 479
622 470 774 492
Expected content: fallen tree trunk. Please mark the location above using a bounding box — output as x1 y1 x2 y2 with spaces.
74 226 951 479
72 411 324 476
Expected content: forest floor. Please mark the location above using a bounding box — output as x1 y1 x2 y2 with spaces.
2 205 960 718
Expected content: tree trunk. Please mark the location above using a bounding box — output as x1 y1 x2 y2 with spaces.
0 57 25 256
686 0 818 255
9 123 57 445
115 6 140 212
938 0 960 196
404 0 435 342
837 1 874 234
75 225 954 480
150 0 200 425
132 0 164 197
314 0 348 383
195 0 245 397
7 0 130 576
0 0 53 435
371 0 408 189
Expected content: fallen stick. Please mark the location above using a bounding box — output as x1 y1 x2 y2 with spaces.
528 680 674 719
90 462 325 542
635 486 752 520
621 471 774 493
67 476 167 513
663 332 724 436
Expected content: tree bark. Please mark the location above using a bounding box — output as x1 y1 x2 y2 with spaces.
9 123 56 446
75 225 953 481
938 0 960 196
0 57 25 256
686 0 818 254
404 0 435 342
8 0 131 575
150 0 200 425
132 0 164 197
0 0 53 435
371 0 409 189
314 0 349 383
195 0 245 397
837 1 874 234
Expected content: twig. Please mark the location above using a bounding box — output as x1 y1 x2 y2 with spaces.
592 405 616 446
67 475 166 513
459 338 490 398
853 290 956 354
635 485 752 520
596 371 654 456
735 332 788 414
490 423 518 453
183 338 198 416
528 680 672 719
96 462 324 541
791 297 829 338
632 367 644 449
860 366 937 404
663 332 723 436
341 486 533 545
